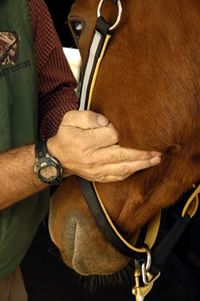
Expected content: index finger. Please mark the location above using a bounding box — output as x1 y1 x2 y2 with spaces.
95 145 162 164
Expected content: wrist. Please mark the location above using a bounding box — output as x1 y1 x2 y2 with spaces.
34 140 63 185
47 137 72 178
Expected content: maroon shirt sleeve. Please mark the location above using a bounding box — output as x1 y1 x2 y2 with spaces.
28 0 78 141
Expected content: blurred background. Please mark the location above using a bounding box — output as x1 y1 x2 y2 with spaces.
44 0 75 47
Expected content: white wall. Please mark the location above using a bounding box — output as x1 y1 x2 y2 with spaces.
63 48 81 82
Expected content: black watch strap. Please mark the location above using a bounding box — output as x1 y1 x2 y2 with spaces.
34 141 63 185
35 141 48 160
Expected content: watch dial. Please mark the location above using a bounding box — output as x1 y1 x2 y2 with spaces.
40 165 58 180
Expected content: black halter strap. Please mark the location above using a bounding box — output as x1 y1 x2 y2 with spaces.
78 176 199 276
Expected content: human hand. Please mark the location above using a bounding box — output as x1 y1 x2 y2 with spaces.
47 110 161 183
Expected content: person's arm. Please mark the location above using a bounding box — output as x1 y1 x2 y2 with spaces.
0 0 71 209
0 145 47 210
0 1 161 209
0 111 161 210
29 0 78 142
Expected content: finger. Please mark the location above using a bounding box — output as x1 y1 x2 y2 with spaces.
85 158 161 183
83 124 119 148
62 110 109 129
96 175 127 183
97 157 161 179
78 156 161 183
95 145 162 164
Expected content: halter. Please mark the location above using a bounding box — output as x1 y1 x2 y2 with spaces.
77 0 200 298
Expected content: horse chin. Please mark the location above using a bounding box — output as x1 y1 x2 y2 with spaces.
56 211 129 276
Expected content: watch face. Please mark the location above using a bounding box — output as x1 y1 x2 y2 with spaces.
40 165 58 181
35 149 63 185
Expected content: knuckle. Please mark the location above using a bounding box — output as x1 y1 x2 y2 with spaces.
118 150 126 161
119 165 130 176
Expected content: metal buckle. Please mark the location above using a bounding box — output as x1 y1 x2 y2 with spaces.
97 0 122 31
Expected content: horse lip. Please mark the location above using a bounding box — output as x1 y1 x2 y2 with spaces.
62 216 98 275
61 217 94 275
61 214 129 276
67 222 111 276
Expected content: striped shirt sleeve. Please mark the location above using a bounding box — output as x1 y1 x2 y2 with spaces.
28 0 78 141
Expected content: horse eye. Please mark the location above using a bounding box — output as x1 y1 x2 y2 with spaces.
70 21 84 40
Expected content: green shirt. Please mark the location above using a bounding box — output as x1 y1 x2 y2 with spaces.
0 0 49 277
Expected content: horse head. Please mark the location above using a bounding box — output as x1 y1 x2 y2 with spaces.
49 0 200 277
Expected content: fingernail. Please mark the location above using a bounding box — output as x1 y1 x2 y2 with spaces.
150 156 161 165
97 115 109 126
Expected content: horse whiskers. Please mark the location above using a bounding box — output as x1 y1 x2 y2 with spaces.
70 261 134 293
47 243 134 292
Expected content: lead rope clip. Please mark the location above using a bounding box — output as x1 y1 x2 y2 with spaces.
132 247 160 301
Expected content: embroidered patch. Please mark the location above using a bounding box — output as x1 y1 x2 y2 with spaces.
0 32 19 66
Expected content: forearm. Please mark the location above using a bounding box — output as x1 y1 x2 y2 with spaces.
0 145 47 210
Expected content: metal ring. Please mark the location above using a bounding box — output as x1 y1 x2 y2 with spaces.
144 244 152 272
97 0 122 31
141 245 152 285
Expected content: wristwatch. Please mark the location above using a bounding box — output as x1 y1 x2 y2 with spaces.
34 141 63 185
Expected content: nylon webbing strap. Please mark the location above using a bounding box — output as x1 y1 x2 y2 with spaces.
151 214 191 275
78 177 145 258
150 184 200 274
78 176 195 267
79 17 111 110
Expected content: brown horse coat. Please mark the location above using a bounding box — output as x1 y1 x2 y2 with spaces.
49 0 200 275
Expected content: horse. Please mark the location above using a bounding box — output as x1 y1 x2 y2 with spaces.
48 0 200 295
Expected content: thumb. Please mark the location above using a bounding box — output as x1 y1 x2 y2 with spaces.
62 110 109 129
